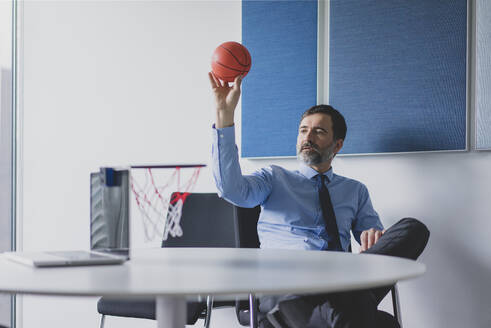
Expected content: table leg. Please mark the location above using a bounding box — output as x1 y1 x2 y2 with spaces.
156 296 186 328
249 293 258 328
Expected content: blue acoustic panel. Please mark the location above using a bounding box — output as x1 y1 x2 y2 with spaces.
476 0 491 150
329 0 467 154
242 0 318 158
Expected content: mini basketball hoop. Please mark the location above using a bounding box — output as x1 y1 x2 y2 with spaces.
130 164 205 242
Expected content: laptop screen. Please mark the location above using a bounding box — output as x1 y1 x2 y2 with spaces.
90 169 129 252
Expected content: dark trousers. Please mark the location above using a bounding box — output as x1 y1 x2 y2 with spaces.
259 218 430 328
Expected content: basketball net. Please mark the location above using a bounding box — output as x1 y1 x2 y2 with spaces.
130 166 201 241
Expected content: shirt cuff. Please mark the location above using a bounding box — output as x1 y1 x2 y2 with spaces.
212 124 236 145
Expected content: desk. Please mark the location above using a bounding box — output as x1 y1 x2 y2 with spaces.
0 248 425 328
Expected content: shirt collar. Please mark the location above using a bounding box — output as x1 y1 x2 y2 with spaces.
298 162 334 182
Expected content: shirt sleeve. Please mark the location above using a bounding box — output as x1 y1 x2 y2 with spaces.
211 125 273 208
351 184 384 244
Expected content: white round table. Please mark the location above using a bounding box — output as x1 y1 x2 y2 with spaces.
0 248 425 327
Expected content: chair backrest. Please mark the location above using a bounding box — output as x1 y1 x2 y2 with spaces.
234 205 261 249
161 192 237 248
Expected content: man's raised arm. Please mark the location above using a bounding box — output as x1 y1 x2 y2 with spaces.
208 72 272 208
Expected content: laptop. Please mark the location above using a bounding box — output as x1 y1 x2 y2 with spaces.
4 168 130 267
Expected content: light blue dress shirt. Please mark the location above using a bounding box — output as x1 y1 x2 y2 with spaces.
212 126 383 251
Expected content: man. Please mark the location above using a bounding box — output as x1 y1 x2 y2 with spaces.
208 72 429 328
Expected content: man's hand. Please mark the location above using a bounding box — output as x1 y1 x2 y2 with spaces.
360 228 385 252
208 72 242 128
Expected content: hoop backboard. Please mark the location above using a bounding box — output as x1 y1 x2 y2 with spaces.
90 168 130 252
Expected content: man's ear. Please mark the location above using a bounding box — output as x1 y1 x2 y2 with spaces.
334 139 344 154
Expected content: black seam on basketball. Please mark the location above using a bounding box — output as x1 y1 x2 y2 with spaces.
219 45 249 67
239 45 250 66
214 61 247 73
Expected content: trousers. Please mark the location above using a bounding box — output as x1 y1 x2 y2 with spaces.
258 218 430 328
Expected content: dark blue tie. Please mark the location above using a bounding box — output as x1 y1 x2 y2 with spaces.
317 174 342 251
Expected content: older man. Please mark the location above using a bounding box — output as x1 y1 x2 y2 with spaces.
209 72 429 328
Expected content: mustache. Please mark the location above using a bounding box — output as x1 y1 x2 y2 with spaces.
300 142 319 151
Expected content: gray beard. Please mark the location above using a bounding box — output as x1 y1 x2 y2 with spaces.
297 142 336 165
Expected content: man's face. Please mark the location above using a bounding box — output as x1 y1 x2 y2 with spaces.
296 113 342 165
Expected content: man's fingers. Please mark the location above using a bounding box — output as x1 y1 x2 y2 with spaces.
360 231 368 252
367 231 375 249
208 72 218 89
210 71 222 89
374 230 383 245
233 74 242 91
214 73 224 88
216 75 226 88
360 228 384 252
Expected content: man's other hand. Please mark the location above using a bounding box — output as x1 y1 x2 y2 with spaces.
208 72 242 128
360 228 385 252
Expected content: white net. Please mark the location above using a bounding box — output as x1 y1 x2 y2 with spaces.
130 166 202 243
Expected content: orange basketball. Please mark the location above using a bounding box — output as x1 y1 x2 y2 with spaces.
211 41 251 82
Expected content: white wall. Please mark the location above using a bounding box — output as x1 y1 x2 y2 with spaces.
17 1 491 328
18 1 243 327
241 152 491 328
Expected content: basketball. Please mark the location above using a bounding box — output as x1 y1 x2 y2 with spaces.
211 41 251 82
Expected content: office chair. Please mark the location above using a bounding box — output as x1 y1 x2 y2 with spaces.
97 192 238 328
233 205 403 328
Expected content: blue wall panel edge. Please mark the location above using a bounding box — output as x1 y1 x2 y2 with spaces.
475 0 491 150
